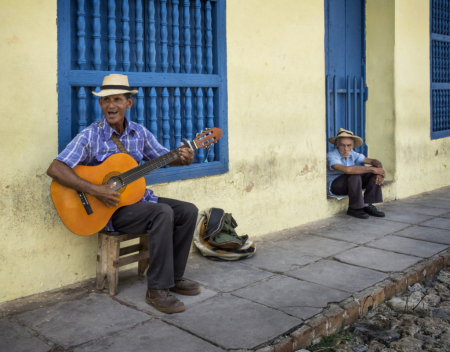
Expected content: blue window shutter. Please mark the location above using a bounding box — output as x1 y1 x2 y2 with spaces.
57 0 228 184
431 0 450 139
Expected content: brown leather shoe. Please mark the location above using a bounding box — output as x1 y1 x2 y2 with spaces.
169 279 201 296
145 288 185 314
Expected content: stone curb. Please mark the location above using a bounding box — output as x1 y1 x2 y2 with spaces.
255 249 450 352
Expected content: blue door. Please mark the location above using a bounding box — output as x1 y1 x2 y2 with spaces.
325 0 368 154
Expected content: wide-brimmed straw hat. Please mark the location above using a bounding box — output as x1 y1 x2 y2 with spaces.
92 74 138 97
328 128 363 148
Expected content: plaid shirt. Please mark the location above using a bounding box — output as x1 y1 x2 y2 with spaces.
56 116 169 231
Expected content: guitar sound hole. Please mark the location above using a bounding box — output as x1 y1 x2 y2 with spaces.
107 176 124 191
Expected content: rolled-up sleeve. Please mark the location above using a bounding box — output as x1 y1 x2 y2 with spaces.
353 151 365 165
327 151 342 170
55 133 90 168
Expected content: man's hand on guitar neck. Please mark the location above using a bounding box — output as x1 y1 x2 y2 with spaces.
47 160 121 208
169 142 195 167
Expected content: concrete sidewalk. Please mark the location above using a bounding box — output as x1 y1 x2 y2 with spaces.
2 187 450 352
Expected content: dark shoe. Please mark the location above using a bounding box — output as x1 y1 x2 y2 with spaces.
347 207 369 219
145 288 185 314
363 204 385 217
169 279 201 296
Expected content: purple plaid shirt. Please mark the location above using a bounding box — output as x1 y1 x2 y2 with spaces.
56 116 169 231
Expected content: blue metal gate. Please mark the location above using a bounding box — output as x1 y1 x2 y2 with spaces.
325 0 368 154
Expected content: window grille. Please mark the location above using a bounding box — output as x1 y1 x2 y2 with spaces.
431 0 450 139
57 0 228 184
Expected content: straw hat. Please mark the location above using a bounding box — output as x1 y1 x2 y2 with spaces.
92 74 138 97
328 128 363 148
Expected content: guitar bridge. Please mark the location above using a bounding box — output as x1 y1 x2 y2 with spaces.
77 191 93 215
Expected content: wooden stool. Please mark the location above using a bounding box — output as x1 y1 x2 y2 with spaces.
96 230 149 295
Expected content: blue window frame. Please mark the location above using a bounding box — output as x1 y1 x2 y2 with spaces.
57 0 228 185
430 0 450 139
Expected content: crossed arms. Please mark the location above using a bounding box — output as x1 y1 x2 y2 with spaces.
331 158 385 186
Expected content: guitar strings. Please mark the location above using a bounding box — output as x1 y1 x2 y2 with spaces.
123 147 182 179
120 151 177 183
78 150 179 201
124 138 204 182
124 154 177 183
79 133 216 203
80 137 214 202
125 156 175 183
122 149 180 184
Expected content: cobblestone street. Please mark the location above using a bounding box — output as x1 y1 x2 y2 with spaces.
303 267 450 352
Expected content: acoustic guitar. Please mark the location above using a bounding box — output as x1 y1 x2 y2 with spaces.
51 127 222 236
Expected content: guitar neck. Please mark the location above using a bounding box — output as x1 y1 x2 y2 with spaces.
119 145 192 185
112 127 221 186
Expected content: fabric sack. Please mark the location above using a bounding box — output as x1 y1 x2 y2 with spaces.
193 208 256 260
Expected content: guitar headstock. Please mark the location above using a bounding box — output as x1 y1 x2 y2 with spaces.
183 127 222 150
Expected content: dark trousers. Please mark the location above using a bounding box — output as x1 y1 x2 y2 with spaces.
330 173 383 209
111 197 198 289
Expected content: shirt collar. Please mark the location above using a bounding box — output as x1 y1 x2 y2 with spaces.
101 116 136 140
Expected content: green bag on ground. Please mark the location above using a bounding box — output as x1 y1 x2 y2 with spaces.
193 208 256 260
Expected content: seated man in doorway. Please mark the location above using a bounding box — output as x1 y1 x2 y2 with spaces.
326 128 386 219
47 74 200 314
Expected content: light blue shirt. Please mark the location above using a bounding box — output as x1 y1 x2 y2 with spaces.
326 148 365 196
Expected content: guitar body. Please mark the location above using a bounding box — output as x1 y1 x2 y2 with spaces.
50 127 223 237
51 153 146 236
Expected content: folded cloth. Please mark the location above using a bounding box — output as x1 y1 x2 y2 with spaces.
328 194 349 200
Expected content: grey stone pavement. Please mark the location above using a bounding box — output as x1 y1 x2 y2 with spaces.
1 187 450 351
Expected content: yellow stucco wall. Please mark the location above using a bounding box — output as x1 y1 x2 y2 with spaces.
152 0 331 231
366 0 396 183
1 0 449 304
394 0 450 197
0 0 333 303
367 0 450 198
0 1 97 304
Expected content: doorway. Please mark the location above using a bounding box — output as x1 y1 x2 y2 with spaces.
325 0 368 155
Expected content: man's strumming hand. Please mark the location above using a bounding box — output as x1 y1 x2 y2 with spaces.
91 182 121 208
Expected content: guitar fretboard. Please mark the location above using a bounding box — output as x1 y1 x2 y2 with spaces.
119 145 191 185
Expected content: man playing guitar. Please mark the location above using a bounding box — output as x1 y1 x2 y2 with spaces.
47 74 200 314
